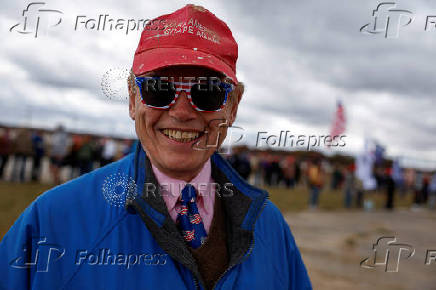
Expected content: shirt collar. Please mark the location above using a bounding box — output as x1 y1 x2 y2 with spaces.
151 159 213 214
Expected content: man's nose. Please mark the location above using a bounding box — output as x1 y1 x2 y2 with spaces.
168 91 197 121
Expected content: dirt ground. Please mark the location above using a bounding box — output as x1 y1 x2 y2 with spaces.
285 209 436 290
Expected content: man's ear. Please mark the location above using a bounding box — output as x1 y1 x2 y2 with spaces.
228 82 244 126
128 72 136 120
129 93 136 120
228 99 239 126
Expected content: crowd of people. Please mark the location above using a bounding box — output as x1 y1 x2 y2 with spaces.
1 125 435 211
0 125 135 184
227 150 436 211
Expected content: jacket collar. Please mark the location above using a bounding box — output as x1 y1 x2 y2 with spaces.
126 143 268 287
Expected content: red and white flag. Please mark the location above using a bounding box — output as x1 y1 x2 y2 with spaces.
330 100 346 138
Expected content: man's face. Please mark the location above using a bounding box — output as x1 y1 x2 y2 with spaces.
129 66 240 181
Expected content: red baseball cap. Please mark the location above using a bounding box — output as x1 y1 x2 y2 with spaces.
132 4 238 84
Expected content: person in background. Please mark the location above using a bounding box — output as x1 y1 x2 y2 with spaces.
77 135 94 175
307 158 324 209
343 164 355 208
113 140 125 161
68 134 83 179
11 128 33 182
89 137 103 168
428 172 436 209
282 155 296 189
384 167 395 210
31 130 45 181
355 174 364 208
295 159 307 186
122 139 134 157
374 166 385 192
262 154 272 186
294 159 302 187
0 128 11 180
404 168 415 194
331 164 344 190
101 137 116 166
270 156 282 186
228 150 251 180
422 173 430 205
249 152 262 186
89 136 103 169
413 170 424 207
49 125 69 184
391 160 405 198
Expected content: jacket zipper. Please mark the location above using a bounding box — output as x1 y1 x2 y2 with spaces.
211 196 269 290
193 276 199 290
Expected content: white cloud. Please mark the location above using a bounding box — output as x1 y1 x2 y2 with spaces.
1 0 435 168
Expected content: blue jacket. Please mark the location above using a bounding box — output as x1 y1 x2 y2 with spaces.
0 145 312 290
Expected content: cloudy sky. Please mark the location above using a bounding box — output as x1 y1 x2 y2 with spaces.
1 0 435 168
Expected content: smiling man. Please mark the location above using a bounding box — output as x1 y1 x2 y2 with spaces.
0 4 311 290
130 66 238 182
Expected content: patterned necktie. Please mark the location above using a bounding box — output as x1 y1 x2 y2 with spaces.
176 184 208 249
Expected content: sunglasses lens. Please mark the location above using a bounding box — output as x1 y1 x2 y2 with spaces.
141 79 175 107
191 83 226 111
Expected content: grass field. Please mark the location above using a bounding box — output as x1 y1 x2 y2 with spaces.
0 182 53 238
268 185 414 212
0 181 414 239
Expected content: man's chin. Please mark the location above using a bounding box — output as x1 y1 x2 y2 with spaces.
159 153 205 176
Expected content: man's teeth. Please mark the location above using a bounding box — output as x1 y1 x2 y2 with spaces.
162 129 200 142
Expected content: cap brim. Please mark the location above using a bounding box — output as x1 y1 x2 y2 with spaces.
132 47 238 84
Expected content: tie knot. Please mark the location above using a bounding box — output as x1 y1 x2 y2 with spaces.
181 184 197 203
